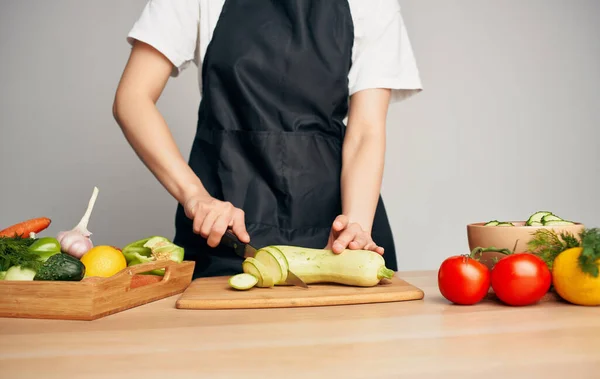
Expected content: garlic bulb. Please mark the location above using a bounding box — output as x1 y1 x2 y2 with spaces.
57 187 99 259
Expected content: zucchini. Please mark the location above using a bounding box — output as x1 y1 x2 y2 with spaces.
34 253 86 281
229 273 258 290
484 220 500 226
526 211 552 226
255 246 290 284
254 249 284 285
267 246 393 287
242 257 274 288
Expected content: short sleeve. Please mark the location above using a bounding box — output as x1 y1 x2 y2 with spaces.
348 0 423 103
127 0 200 77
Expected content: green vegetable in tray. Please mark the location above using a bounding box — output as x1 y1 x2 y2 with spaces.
122 236 184 276
28 237 61 262
4 265 37 281
34 253 86 281
0 236 41 272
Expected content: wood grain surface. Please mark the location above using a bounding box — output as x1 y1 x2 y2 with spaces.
1 270 598 379
176 274 425 309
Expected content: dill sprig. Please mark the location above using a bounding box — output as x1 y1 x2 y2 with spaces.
527 229 580 270
0 236 42 272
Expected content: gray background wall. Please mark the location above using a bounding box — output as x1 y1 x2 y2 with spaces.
1 0 598 271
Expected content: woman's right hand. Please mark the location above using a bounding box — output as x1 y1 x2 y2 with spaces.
183 194 250 248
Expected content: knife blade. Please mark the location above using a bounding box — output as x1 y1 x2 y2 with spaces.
221 230 308 288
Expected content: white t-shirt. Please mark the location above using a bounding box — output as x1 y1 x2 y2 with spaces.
127 0 423 104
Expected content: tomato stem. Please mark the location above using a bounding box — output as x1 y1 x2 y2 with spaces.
470 247 513 260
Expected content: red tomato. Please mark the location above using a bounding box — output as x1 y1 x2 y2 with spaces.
438 256 491 305
491 253 551 306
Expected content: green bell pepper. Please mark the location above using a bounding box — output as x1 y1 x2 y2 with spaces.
28 237 61 262
121 236 184 276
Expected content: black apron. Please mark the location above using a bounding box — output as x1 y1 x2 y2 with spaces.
173 0 398 278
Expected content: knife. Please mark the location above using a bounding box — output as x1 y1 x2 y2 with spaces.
221 230 308 288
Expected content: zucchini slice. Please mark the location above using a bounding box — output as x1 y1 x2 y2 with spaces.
526 211 552 226
262 246 290 284
255 249 284 285
242 257 274 288
229 273 258 290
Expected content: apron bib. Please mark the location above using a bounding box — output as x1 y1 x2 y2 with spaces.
173 0 398 277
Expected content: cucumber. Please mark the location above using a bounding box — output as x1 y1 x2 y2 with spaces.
229 273 258 290
484 220 500 226
526 211 552 226
242 257 274 288
543 220 575 226
529 221 543 226
496 222 515 227
541 214 563 224
34 253 86 281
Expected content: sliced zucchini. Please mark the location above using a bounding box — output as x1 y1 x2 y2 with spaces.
229 273 258 290
242 257 274 288
526 211 552 226
255 247 289 285
484 220 500 226
255 249 284 284
543 220 575 226
542 214 563 224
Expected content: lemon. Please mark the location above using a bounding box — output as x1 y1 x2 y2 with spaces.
80 245 127 278
552 247 600 306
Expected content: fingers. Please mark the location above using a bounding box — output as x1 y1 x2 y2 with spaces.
230 208 250 243
187 197 249 247
332 214 349 231
332 222 361 253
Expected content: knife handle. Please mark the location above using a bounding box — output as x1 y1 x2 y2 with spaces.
220 229 246 255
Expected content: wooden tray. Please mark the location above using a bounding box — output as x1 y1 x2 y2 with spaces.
176 274 425 310
0 260 195 321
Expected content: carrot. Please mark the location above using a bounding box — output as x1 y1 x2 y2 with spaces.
130 274 163 289
0 217 51 238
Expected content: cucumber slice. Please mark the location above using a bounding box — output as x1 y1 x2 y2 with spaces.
260 246 289 284
528 221 543 226
543 220 575 226
484 220 500 226
242 257 274 288
496 222 515 227
255 250 283 284
229 273 258 290
542 214 563 223
526 211 552 226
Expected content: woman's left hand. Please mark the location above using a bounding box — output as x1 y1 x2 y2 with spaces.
325 215 384 255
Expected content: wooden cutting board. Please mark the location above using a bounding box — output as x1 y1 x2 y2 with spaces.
175 274 425 310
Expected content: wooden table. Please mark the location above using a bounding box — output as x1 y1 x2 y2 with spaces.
1 271 598 379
